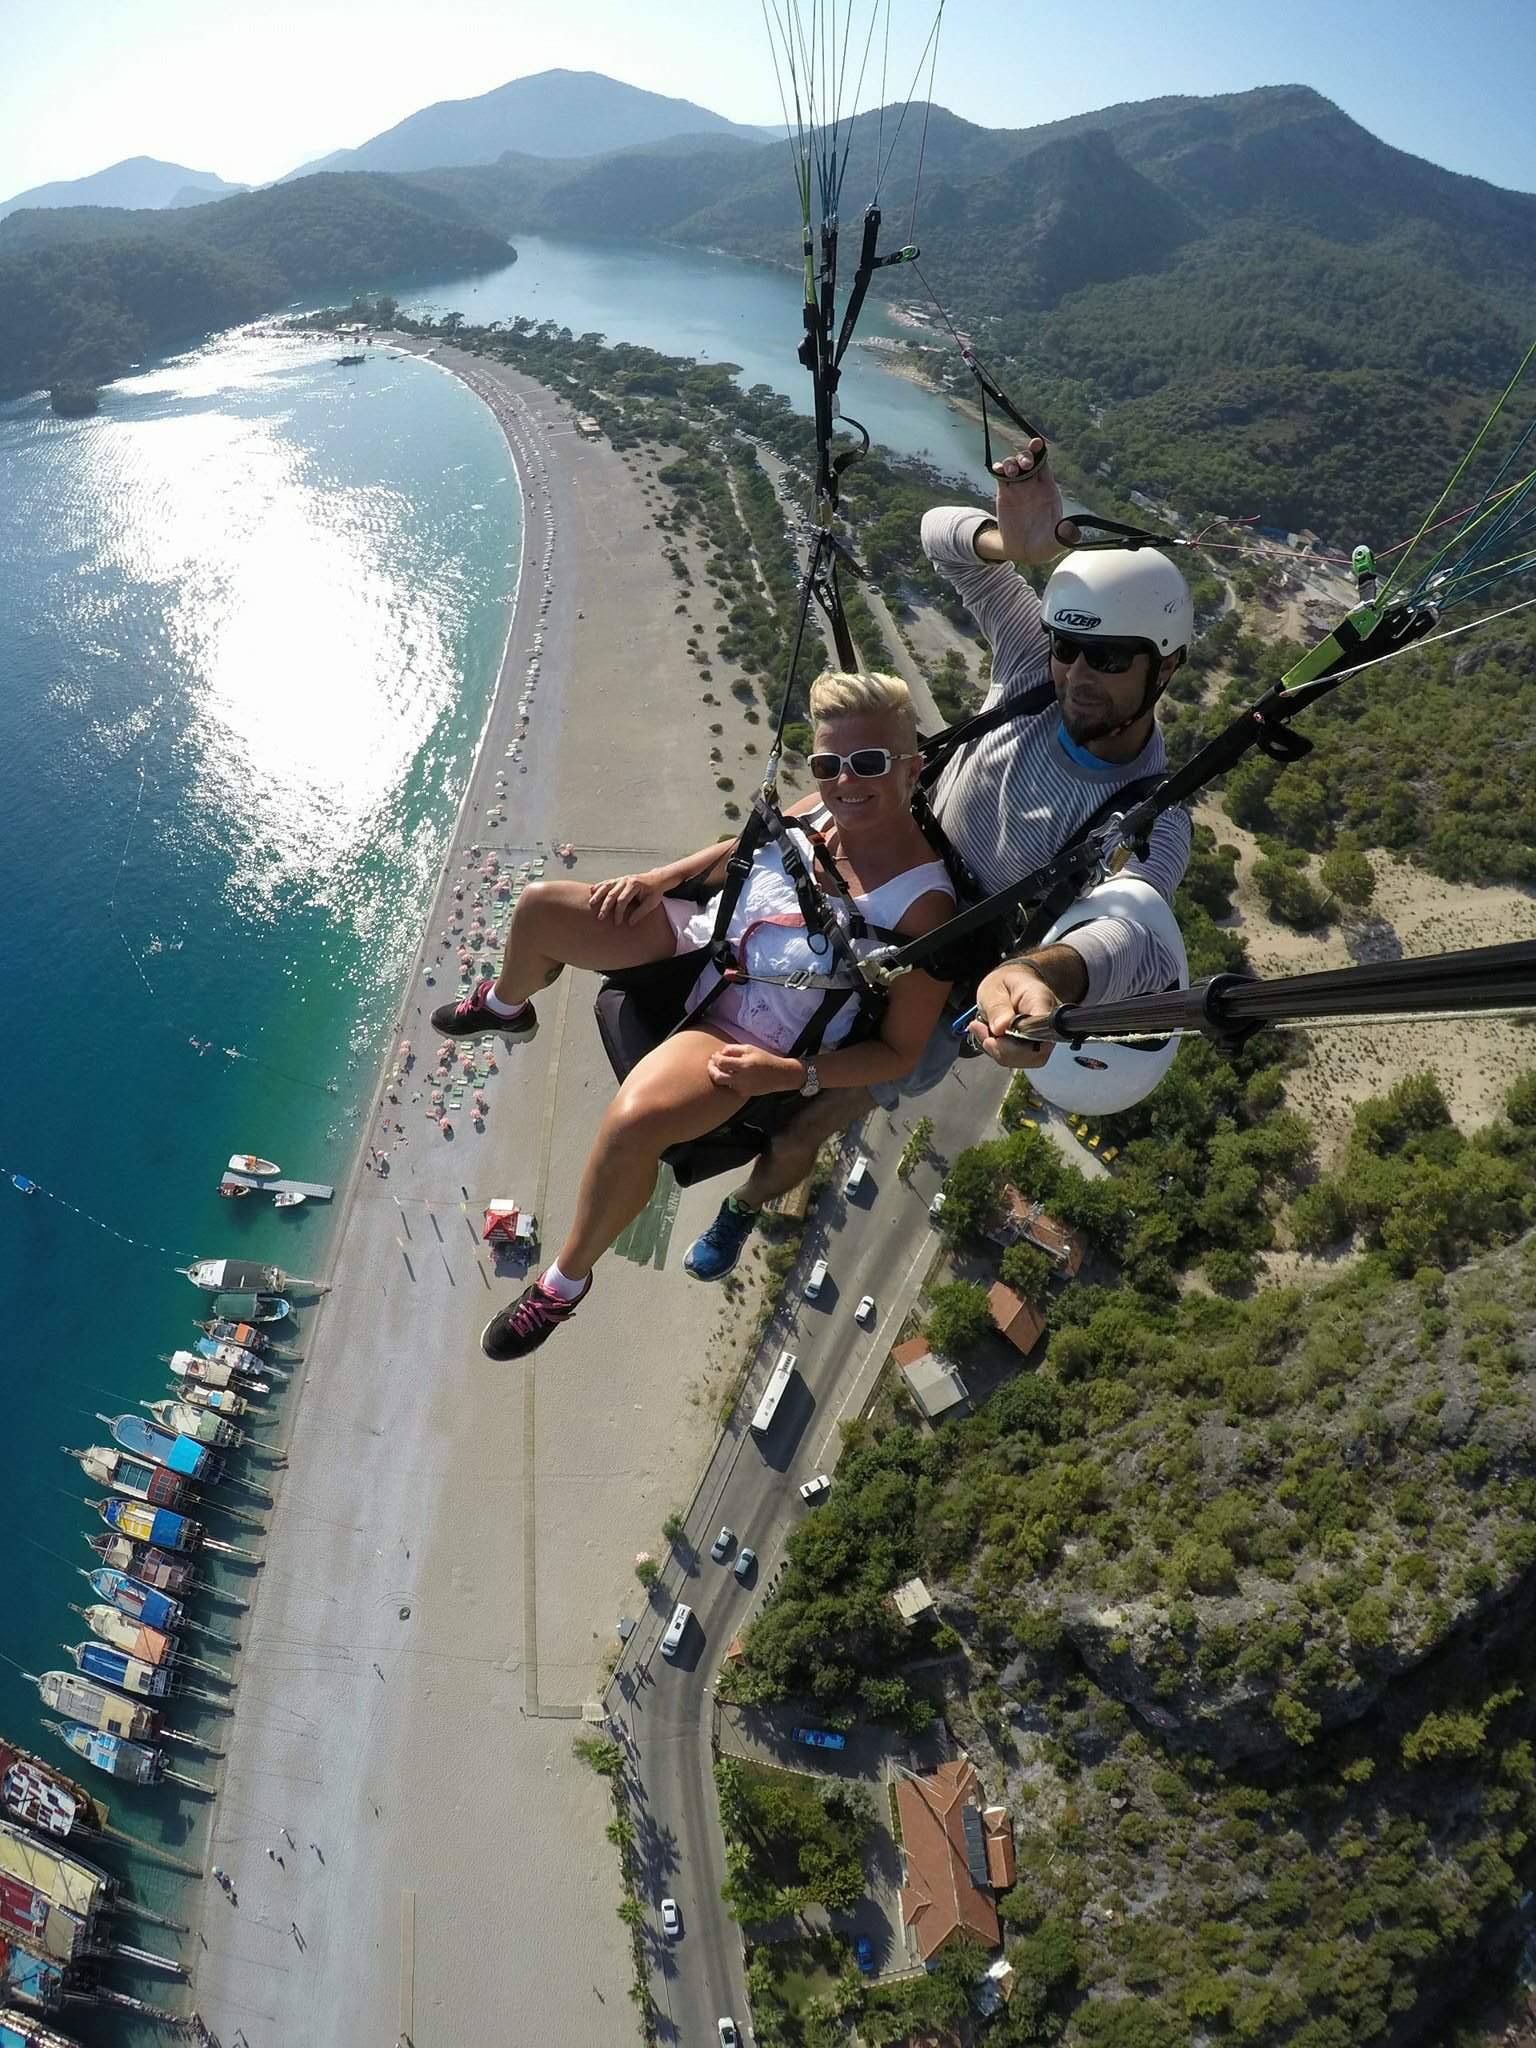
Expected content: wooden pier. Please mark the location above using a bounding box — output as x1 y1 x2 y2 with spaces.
219 1171 334 1201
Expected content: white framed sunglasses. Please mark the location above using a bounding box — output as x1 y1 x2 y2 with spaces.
807 747 922 780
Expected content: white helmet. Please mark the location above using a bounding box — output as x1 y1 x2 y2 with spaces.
1042 548 1194 656
1028 876 1187 1115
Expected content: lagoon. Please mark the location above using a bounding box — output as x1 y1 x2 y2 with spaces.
401 229 986 486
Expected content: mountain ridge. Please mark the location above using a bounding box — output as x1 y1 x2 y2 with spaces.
281 68 776 181
388 81 1536 540
0 155 248 222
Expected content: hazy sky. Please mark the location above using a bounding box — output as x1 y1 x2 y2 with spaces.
7 0 1536 201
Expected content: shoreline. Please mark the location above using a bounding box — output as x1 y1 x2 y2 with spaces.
189 337 766 2047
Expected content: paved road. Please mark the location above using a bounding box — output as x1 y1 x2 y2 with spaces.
612 1050 1011 2045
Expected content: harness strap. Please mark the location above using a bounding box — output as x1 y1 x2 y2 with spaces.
911 678 1057 902
917 677 1057 789
884 770 1171 984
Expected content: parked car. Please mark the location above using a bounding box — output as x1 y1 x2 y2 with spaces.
734 1546 757 1583
928 1190 947 1221
661 1898 681 1938
854 1932 875 1976
793 1725 846 1750
710 1525 734 1562
804 1256 829 1300
660 1603 693 1658
718 2021 739 2048
799 1474 831 1504
854 1293 876 1326
844 1154 869 1196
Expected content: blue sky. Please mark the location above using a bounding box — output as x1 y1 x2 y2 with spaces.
5 0 1535 201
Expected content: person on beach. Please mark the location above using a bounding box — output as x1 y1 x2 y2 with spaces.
680 437 1197 1280
430 670 956 1357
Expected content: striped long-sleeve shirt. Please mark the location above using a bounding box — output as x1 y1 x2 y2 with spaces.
923 505 1193 1004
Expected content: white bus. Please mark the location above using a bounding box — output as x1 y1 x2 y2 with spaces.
751 1349 797 1436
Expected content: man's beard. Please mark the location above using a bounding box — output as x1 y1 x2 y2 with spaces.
1058 687 1133 746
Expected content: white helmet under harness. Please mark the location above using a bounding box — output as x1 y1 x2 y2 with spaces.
1027 876 1188 1116
1042 548 1194 659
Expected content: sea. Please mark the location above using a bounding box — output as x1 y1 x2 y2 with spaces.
0 231 975 2035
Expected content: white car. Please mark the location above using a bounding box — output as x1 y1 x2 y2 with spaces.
799 1474 831 1505
718 2023 739 2048
854 1293 876 1326
804 1257 829 1300
660 1897 681 1938
928 1190 947 1222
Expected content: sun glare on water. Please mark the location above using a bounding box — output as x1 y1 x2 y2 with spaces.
85 332 502 926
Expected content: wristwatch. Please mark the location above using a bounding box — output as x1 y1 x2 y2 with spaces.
799 1060 822 1099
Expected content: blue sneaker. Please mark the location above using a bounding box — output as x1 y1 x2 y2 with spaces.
684 1199 758 1281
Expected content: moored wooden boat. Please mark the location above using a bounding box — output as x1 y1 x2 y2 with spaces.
83 1569 182 1636
193 1334 286 1376
195 1316 271 1353
84 1569 239 1654
144 1399 240 1448
63 1639 230 1710
0 1816 115 1964
84 1534 194 1597
29 1670 158 1742
64 1448 186 1510
167 1351 269 1395
100 1413 219 1485
0 1939 68 2022
90 1496 262 1565
0 2004 85 2047
0 1738 104 1838
0 2008 83 2047
91 1497 200 1555
180 1258 289 1293
42 1722 209 1796
160 1378 251 1417
210 1291 290 1323
28 1668 217 1754
71 1605 178 1670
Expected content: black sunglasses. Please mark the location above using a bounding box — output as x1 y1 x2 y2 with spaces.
807 747 919 780
1047 630 1150 676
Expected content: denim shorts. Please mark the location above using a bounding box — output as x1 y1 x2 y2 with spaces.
869 1011 964 1110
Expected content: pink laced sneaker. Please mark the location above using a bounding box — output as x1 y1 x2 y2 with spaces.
429 980 538 1041
480 1274 592 1360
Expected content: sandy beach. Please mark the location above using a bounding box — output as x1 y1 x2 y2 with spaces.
191 344 785 2047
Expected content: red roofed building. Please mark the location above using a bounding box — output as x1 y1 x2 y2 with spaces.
895 1759 1002 1961
983 1806 1017 1889
994 1185 1085 1276
987 1282 1045 1356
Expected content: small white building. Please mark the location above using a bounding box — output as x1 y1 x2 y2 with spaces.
895 1340 971 1422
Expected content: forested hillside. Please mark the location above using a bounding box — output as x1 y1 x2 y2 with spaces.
397 84 1536 541
0 175 510 400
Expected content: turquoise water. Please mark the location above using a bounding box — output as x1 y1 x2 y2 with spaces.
0 329 518 2026
403 229 987 485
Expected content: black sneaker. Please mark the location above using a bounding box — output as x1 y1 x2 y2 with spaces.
481 1274 591 1360
431 980 539 1041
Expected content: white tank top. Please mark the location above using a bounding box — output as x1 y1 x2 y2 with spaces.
671 810 953 1054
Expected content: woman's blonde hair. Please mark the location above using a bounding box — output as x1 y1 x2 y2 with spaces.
808 669 917 746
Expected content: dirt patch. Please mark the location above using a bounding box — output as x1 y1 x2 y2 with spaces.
1197 803 1536 1162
